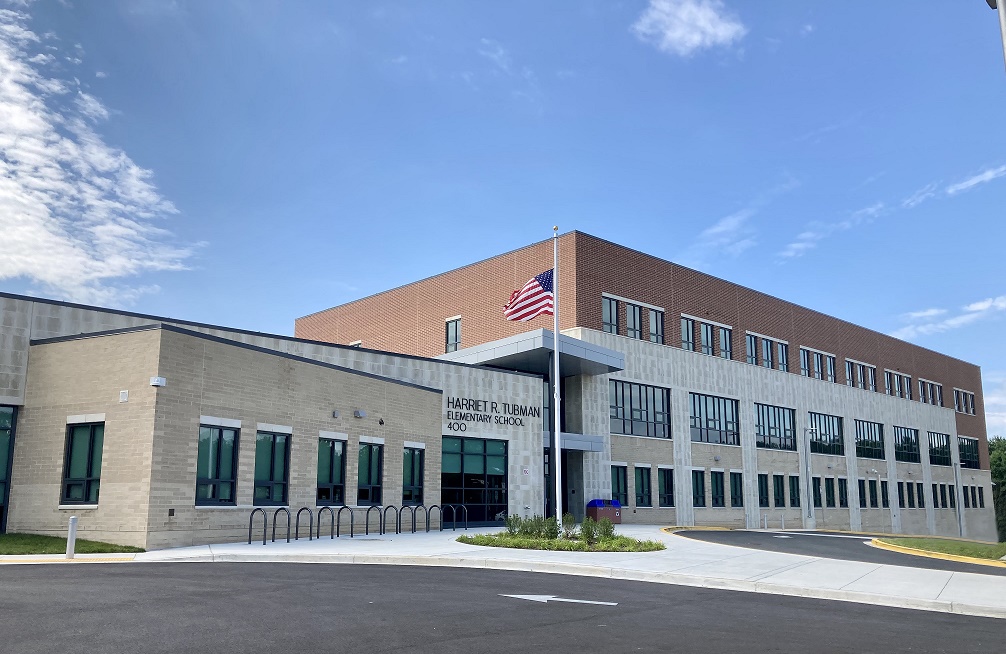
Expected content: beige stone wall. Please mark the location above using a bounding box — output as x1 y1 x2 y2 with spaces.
7 328 161 548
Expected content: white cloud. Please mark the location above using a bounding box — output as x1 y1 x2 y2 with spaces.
778 202 886 258
902 182 938 209
94 70 107 78
890 295 1006 340
945 164 1006 196
903 308 946 321
631 0 747 58
478 38 512 75
800 24 814 37
0 7 191 305
984 373 1006 435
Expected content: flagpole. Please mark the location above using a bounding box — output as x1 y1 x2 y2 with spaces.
552 226 563 528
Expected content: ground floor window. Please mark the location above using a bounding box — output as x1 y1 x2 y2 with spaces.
813 476 822 507
254 431 289 506
317 438 345 505
443 436 507 523
692 470 706 507
658 468 674 507
730 472 743 507
710 471 725 507
825 477 836 508
197 425 238 505
758 473 769 508
403 447 424 505
611 465 628 506
358 442 383 505
63 422 105 504
773 474 786 508
858 479 867 508
789 475 800 508
869 479 879 508
838 478 849 508
635 467 652 507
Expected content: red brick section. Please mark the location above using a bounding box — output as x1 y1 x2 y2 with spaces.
296 231 990 469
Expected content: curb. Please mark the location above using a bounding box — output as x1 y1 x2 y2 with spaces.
0 555 137 564
661 526 730 534
870 539 1006 569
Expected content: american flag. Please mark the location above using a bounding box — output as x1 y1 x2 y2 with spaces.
503 269 554 321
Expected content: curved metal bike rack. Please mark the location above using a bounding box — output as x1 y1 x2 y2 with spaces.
456 504 468 531
426 504 443 532
403 504 424 534
336 505 354 538
295 507 314 541
248 507 267 545
317 506 336 539
383 505 400 535
365 505 382 535
272 507 291 543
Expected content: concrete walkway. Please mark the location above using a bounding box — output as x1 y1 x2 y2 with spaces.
121 525 1006 619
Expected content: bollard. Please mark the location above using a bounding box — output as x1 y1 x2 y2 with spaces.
762 514 768 530
781 514 785 530
66 515 78 560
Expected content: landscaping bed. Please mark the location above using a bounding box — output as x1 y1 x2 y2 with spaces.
877 537 1006 561
0 533 145 555
457 514 665 553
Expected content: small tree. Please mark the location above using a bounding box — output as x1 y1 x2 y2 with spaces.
580 516 598 545
562 512 577 539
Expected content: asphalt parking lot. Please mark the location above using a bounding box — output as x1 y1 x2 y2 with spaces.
0 563 1002 653
677 529 1006 576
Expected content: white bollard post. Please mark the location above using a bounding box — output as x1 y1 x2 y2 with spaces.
762 514 767 529
781 514 785 530
66 516 78 560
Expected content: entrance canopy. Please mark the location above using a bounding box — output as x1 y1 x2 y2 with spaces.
437 329 624 378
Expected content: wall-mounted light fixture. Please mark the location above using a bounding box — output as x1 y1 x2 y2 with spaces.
331 410 340 419
354 409 367 419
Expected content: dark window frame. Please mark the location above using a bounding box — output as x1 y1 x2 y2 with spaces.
610 379 671 438
692 469 706 508
602 297 619 334
611 465 628 506
719 327 733 360
893 426 920 463
62 422 104 505
689 393 740 446
959 436 980 469
649 309 664 344
773 474 786 508
730 472 743 507
928 432 952 466
403 446 425 505
658 468 674 507
626 304 642 340
755 403 796 451
196 424 239 506
855 420 885 460
634 466 652 507
746 334 758 365
445 318 461 353
838 478 849 508
681 317 696 351
317 437 347 506
758 473 770 508
710 470 725 507
357 442 384 506
253 431 290 507
812 476 822 508
809 412 844 456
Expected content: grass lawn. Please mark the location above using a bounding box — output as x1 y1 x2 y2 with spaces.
0 533 145 555
878 537 1006 561
457 533 665 552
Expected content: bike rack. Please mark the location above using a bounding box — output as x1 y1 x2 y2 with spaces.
248 507 267 545
383 505 400 535
443 504 458 531
336 505 354 538
295 507 314 541
365 505 382 535
317 506 336 539
272 507 291 543
426 504 443 532
403 505 423 534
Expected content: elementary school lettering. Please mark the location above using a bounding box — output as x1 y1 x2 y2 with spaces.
446 396 541 429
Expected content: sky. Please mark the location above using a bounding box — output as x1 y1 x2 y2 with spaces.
0 0 1005 433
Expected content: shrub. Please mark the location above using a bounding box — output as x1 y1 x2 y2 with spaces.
562 512 577 539
544 516 560 540
580 516 598 545
597 517 615 541
505 513 522 536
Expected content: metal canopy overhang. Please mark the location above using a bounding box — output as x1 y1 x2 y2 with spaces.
544 431 606 452
435 329 624 378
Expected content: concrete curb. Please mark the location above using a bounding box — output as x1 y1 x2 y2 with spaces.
0 554 137 564
870 539 1006 569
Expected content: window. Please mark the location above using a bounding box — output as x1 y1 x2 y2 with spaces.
821 355 834 383
919 380 943 407
196 425 238 506
813 476 822 508
317 438 346 505
611 466 628 506
858 479 867 508
916 482 925 508
357 442 383 505
868 367 877 392
62 422 104 504
898 481 905 508
254 431 289 506
649 309 664 344
445 318 461 353
610 380 670 438
681 317 695 351
954 389 976 415
403 446 424 505
692 470 706 507
603 297 618 334
948 486 956 509
719 327 733 360
893 426 920 463
932 484 939 509
789 475 801 507
730 472 743 507
658 468 674 507
700 323 714 355
845 361 875 391
939 483 948 509
442 437 507 523
978 486 985 509
626 304 642 340
755 403 796 451
778 342 789 372
809 412 844 456
758 474 770 508
838 478 849 508
869 479 879 508
929 432 952 466
762 339 774 369
690 393 740 446
710 471 725 507
881 480 889 508
906 481 915 508
813 352 823 380
825 477 836 508
773 474 786 508
746 334 758 365
846 360 855 387
855 420 885 460
800 348 811 376
970 486 977 509
959 436 980 469
635 467 652 507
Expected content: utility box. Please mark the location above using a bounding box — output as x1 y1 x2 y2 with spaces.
586 499 621 524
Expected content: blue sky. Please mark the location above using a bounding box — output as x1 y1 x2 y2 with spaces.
0 0 1004 433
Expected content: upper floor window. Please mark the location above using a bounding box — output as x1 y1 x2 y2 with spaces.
755 403 796 451
681 317 696 351
954 389 976 415
809 412 844 456
610 380 670 438
649 309 664 344
928 432 951 467
919 380 943 407
445 318 461 353
885 370 911 399
626 304 642 339
254 431 290 506
746 334 758 365
800 348 811 376
825 356 836 383
62 422 104 505
959 436 980 469
893 426 920 464
602 297 618 334
846 360 876 391
762 339 775 369
689 393 739 446
196 425 238 506
700 322 714 355
719 327 733 360
855 420 885 460
777 343 789 372
813 352 824 380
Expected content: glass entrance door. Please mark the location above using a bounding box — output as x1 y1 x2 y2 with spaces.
442 436 507 525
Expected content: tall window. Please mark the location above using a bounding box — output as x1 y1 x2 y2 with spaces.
773 474 786 508
869 479 879 508
692 470 706 507
788 476 801 507
635 467 652 507
0 407 13 526
254 431 289 506
855 420 885 460
868 367 877 392
317 438 346 505
825 477 836 507
813 477 822 507
445 318 461 353
809 412 844 456
611 465 628 505
959 436 980 469
710 471 725 507
730 472 743 507
609 380 670 438
838 478 849 508
893 426 920 463
603 297 618 334
777 343 789 372
919 380 943 406
847 361 856 387
649 309 664 344
928 432 951 466
658 468 674 507
758 473 770 507
700 322 714 355
62 422 104 504
196 425 238 506
762 339 774 369
689 393 740 446
746 334 758 364
755 403 796 451
858 479 867 508
825 356 836 383
358 442 384 505
403 446 424 505
813 352 823 380
719 327 733 360
800 348 811 376
955 389 976 415
681 317 696 351
626 304 642 339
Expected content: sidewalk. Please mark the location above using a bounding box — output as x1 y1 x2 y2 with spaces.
122 525 1006 620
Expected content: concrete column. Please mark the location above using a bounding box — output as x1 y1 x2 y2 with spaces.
919 430 936 535
844 418 863 531
739 398 760 529
672 387 693 525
